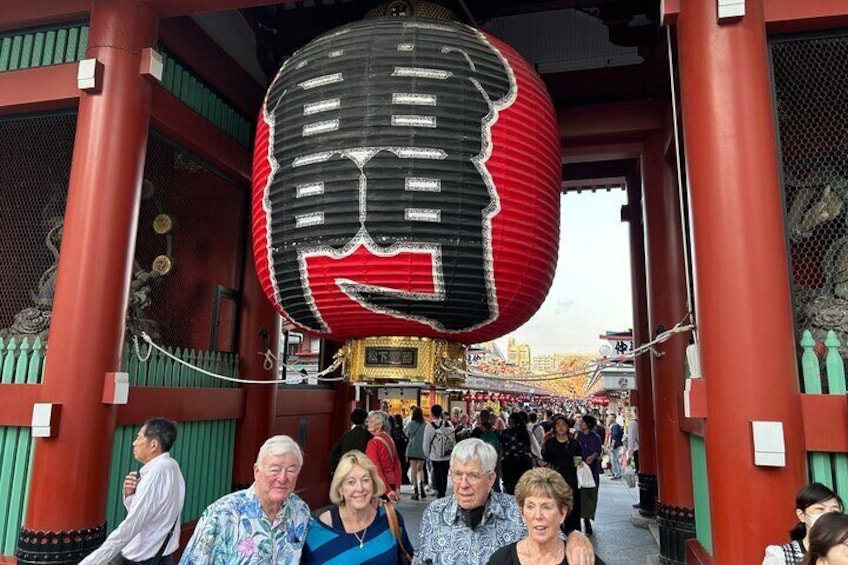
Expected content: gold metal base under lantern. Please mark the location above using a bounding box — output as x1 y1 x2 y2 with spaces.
342 336 465 386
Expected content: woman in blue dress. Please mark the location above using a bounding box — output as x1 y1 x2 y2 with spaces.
301 450 415 564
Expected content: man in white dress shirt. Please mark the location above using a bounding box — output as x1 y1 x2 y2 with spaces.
80 418 186 565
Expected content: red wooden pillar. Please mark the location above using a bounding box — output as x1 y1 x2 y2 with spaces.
233 253 280 488
624 170 658 516
642 132 695 560
16 1 157 562
677 1 806 561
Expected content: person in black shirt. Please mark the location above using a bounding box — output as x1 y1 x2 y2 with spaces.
540 415 583 534
328 408 373 476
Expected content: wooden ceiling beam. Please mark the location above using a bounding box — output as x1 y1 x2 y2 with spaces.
562 159 636 182
0 64 80 116
144 0 298 19
562 141 644 164
0 0 90 32
559 100 666 145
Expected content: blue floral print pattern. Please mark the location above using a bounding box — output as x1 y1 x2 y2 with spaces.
179 486 310 565
413 492 527 565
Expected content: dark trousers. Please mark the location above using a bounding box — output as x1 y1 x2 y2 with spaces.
633 449 640 473
432 459 450 497
501 458 532 495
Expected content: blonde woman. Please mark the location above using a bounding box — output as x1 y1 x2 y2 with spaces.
487 468 605 565
301 450 414 564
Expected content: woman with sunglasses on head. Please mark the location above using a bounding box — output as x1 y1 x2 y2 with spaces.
763 483 844 564
801 512 848 565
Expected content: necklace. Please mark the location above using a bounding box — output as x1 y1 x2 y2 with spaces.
340 506 373 549
352 526 368 549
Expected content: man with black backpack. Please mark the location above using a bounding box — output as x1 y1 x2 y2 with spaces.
422 404 454 498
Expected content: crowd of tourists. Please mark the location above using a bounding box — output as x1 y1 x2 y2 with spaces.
79 406 847 565
82 410 607 564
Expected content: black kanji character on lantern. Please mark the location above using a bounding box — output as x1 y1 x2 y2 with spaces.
261 18 514 332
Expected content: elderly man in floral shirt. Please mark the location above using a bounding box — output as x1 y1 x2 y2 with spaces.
414 439 595 565
180 435 310 564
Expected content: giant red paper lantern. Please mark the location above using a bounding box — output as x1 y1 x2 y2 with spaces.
253 17 560 344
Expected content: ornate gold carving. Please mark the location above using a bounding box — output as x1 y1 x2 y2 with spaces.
151 255 174 275
342 336 465 386
153 213 174 235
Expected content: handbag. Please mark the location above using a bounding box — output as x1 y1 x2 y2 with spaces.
576 463 596 489
623 467 637 488
385 503 412 565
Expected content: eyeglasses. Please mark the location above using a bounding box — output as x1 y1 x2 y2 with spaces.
449 470 491 484
262 466 299 479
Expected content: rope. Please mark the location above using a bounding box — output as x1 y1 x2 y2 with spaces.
133 334 154 362
259 349 347 381
442 317 696 384
133 332 345 384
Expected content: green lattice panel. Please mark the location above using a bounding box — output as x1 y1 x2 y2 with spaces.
0 24 88 72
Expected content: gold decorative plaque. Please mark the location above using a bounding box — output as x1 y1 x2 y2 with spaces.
342 336 465 386
152 255 174 275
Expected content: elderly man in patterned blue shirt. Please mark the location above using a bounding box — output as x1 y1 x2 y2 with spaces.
414 438 595 565
180 435 311 565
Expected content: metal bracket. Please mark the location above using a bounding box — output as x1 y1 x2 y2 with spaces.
31 403 62 438
77 58 103 92
102 372 130 405
139 47 164 82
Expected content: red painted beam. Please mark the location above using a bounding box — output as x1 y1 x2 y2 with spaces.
276 388 335 416
116 386 245 425
150 85 252 186
0 64 80 116
562 142 644 164
802 394 848 452
145 0 298 19
765 0 848 33
0 383 247 427
661 0 680 26
0 0 89 32
559 100 666 146
0 384 41 427
662 0 848 31
686 539 713 565
158 17 264 118
679 417 705 438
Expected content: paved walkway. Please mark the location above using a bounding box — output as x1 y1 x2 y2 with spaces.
396 473 659 564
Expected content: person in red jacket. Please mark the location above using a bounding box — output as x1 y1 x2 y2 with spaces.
366 410 402 503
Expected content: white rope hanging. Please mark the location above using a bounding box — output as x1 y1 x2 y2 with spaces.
132 332 346 384
443 317 695 384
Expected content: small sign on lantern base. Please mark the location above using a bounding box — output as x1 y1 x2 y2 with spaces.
342 337 465 386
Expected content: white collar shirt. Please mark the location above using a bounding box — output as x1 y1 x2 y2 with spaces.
80 452 186 564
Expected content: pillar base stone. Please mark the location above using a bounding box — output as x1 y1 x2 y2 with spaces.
16 523 106 564
657 501 696 565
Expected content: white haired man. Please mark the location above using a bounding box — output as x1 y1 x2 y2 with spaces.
180 435 310 564
414 438 596 565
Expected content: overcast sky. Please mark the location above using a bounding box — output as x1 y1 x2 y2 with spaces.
495 190 634 356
